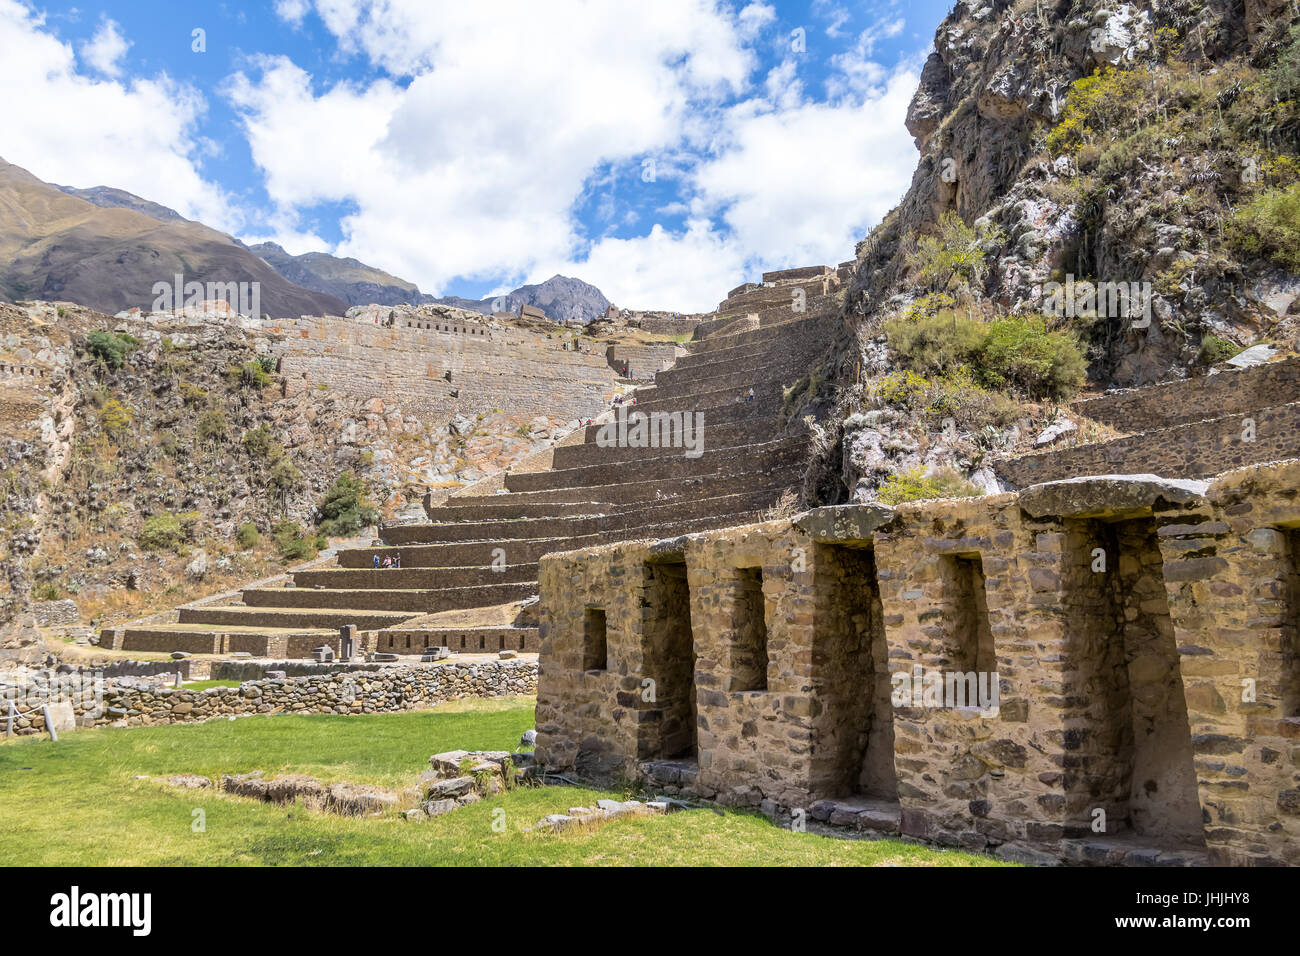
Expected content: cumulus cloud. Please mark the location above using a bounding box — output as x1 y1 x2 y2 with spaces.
0 1 234 230
239 0 759 293
240 0 922 311
80 17 129 77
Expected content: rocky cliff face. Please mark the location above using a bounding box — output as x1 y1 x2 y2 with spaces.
847 0 1300 385
812 0 1300 506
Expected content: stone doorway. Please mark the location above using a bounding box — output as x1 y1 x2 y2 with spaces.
1061 516 1204 847
642 559 697 760
813 544 897 800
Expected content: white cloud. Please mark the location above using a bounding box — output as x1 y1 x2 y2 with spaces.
273 0 312 26
0 1 235 229
80 17 129 77
233 0 922 312
229 0 760 294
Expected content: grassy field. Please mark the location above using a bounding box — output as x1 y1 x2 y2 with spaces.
0 698 1007 866
182 679 245 691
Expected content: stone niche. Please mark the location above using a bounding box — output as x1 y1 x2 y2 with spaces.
537 464 1300 866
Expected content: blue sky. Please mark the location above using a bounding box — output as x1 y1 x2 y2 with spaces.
1 0 954 310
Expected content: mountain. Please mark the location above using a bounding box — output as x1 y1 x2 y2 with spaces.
432 275 611 323
53 184 185 223
7 159 613 321
0 158 348 318
247 242 423 307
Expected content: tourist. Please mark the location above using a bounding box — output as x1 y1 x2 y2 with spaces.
395 552 402 569
372 554 380 569
746 387 754 402
382 555 393 569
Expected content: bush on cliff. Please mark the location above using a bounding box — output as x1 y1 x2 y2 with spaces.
885 312 1085 401
85 330 140 370
1227 182 1300 272
315 472 378 538
877 466 982 505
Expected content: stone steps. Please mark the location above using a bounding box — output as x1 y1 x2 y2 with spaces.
996 399 1300 488
292 563 538 591
177 605 419 631
375 487 790 545
113 623 338 656
337 534 600 568
504 437 808 493
553 418 776 468
139 290 827 655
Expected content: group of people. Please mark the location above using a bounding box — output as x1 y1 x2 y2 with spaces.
372 552 402 569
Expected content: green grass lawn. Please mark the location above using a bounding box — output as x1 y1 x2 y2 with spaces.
0 697 1007 866
182 679 247 691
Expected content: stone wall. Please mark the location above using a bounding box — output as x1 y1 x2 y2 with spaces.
535 464 1300 866
1072 357 1300 433
5 660 536 734
996 401 1300 487
262 314 618 422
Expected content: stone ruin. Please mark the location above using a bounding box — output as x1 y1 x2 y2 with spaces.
534 460 1300 867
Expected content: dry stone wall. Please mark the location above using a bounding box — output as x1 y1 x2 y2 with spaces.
536 462 1300 866
5 660 536 734
1072 357 1300 432
262 314 618 422
997 401 1300 486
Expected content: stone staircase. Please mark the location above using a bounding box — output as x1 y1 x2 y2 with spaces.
996 355 1300 488
105 276 841 658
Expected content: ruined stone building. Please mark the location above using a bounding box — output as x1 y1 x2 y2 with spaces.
535 464 1300 867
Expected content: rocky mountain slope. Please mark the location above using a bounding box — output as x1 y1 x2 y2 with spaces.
0 301 588 650
41 172 613 321
811 0 1300 506
0 159 348 318
246 242 424 307
433 274 612 323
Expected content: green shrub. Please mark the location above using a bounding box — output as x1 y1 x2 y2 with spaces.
179 383 209 406
874 370 931 410
977 317 1087 401
98 398 133 436
85 330 140 369
272 519 317 561
877 466 982 505
315 472 379 537
906 211 1004 292
1198 335 1244 365
229 361 272 389
1227 183 1300 271
235 522 260 549
269 458 303 492
196 410 228 446
139 513 185 552
257 355 276 374
1267 24 1300 102
884 310 986 376
886 312 1086 402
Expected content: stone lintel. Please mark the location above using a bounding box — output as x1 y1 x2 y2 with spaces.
646 535 692 562
1018 474 1209 519
792 504 897 544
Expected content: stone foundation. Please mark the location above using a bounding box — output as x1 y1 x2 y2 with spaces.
535 462 1300 866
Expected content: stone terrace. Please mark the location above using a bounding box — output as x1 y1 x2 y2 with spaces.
535 462 1300 867
105 269 845 657
997 356 1300 487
